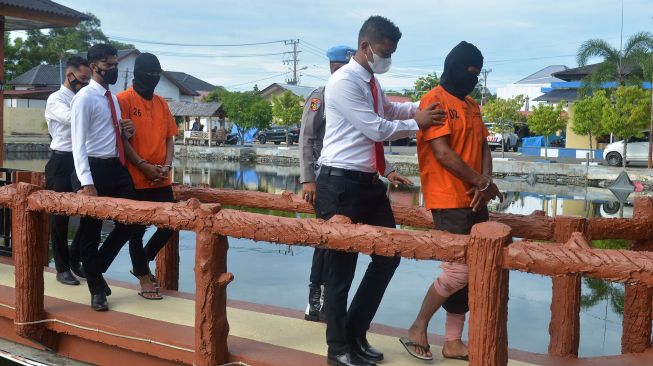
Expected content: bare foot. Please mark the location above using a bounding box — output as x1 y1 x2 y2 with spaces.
442 339 468 358
406 324 432 358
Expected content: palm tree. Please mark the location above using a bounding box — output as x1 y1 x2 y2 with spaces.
577 32 653 87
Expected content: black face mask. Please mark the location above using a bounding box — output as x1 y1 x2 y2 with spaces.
440 41 484 100
67 74 89 94
133 72 160 100
96 66 119 85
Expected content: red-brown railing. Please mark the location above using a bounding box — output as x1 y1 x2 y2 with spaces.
1 180 652 366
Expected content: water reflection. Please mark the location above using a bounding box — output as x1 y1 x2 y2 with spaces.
4 154 635 357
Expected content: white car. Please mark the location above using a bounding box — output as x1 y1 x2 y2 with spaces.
603 134 650 166
485 123 519 152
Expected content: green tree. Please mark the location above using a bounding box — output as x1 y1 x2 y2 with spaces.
601 86 651 167
571 90 610 161
271 90 304 126
411 72 440 101
527 102 568 160
205 87 271 145
482 96 525 157
577 32 653 88
4 12 133 82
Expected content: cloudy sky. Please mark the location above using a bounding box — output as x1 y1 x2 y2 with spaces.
20 0 653 92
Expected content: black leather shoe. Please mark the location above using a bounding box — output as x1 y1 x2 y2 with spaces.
91 293 108 311
327 352 375 366
104 279 112 296
304 284 322 321
71 262 86 279
351 338 384 362
56 270 80 286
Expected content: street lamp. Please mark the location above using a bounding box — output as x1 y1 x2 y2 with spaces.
59 49 78 85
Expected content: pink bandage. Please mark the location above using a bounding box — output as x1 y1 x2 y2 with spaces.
445 312 466 341
433 262 468 298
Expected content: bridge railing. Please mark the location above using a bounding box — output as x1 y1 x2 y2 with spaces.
1 181 652 366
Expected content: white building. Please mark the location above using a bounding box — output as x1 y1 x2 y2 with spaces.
496 65 568 111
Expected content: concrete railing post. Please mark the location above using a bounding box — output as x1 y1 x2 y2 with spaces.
194 203 234 366
622 197 653 353
13 172 48 266
468 221 511 366
155 231 179 291
12 182 56 349
548 217 587 357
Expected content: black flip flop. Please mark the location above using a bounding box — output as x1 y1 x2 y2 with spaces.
399 337 433 361
442 351 469 361
138 290 163 300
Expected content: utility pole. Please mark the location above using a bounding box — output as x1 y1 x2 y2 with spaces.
284 39 300 85
123 68 129 91
480 68 492 106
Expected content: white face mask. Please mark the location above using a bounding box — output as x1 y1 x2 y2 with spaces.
366 46 392 74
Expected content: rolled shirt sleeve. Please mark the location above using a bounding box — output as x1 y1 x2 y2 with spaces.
329 79 418 142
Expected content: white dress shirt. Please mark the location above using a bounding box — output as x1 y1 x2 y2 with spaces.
45 85 75 152
319 58 419 174
70 79 122 186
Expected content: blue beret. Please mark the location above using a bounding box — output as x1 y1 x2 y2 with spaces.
326 45 356 63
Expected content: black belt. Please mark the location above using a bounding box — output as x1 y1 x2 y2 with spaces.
51 150 72 156
88 157 121 165
320 166 379 184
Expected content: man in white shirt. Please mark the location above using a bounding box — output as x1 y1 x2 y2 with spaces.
315 16 445 366
44 56 91 286
70 43 138 311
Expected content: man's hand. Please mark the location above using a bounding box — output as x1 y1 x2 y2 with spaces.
414 102 446 129
78 185 98 197
386 171 414 188
302 182 316 204
466 177 503 212
121 119 135 139
157 165 171 180
140 162 162 182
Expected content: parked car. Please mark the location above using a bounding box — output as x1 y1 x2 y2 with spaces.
603 133 650 166
257 126 300 145
485 122 519 152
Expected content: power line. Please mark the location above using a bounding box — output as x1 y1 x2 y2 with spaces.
108 35 289 47
225 71 290 88
142 50 288 58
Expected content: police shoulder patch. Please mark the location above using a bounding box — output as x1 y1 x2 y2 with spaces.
310 98 322 112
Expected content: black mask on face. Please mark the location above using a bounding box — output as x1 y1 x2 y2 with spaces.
67 73 89 94
96 66 119 85
133 53 162 100
440 41 484 100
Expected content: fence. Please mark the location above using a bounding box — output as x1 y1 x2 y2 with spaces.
2 181 653 366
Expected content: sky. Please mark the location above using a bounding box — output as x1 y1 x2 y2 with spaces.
15 0 653 93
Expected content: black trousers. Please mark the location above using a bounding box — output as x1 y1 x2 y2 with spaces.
129 185 175 277
432 206 489 314
315 169 400 355
309 248 327 286
72 158 138 295
44 151 81 273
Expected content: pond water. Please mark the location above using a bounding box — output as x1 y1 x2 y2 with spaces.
4 152 635 357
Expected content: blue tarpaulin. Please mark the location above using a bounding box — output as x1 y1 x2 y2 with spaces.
521 136 545 147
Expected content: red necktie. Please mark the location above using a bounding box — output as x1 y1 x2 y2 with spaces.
369 77 386 175
104 90 126 165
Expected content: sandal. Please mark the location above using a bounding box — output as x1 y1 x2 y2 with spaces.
442 351 469 361
138 290 163 300
130 269 160 291
399 337 433 361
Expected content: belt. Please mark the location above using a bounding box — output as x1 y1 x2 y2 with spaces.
320 166 379 184
88 157 121 165
51 150 72 156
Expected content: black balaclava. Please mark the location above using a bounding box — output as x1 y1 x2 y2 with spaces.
133 53 161 100
439 41 484 100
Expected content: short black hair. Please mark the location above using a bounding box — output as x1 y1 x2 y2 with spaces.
87 43 118 64
358 16 402 45
66 55 89 69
